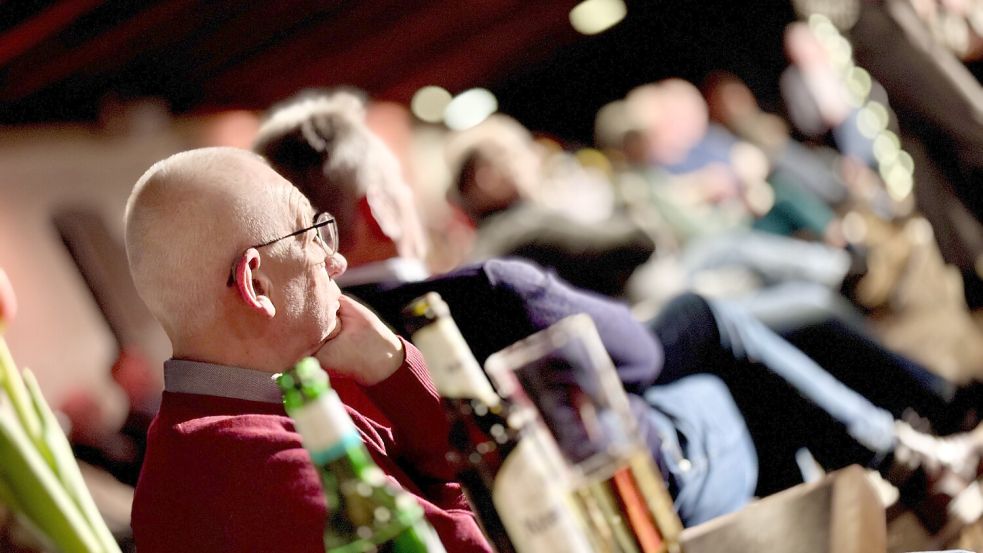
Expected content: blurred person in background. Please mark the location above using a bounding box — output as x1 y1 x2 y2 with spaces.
255 89 758 525
256 89 983 531
124 147 492 552
786 12 983 312
621 78 853 252
703 70 856 209
444 113 656 298
592 84 867 326
781 21 882 166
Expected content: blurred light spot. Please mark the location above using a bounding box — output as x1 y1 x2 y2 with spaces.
795 0 860 30
842 211 868 244
873 133 899 164
848 67 872 98
745 180 775 215
411 86 452 124
575 148 612 176
883 130 901 149
866 102 889 130
444 88 498 131
975 254 983 279
827 35 853 67
896 150 914 174
885 165 914 201
905 217 934 245
809 14 837 37
846 67 871 107
570 0 627 35
857 108 880 139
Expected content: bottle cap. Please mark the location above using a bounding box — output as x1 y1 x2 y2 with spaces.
401 292 450 335
276 357 331 410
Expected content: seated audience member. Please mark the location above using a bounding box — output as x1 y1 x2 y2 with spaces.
456 108 859 304
254 90 983 531
444 113 656 298
124 147 492 552
702 70 853 209
255 92 756 525
839 3 983 310
781 21 880 166
624 78 845 245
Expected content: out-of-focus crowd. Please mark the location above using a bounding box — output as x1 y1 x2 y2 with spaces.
410 7 983 384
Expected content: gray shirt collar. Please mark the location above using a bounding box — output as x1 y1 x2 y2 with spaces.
164 359 283 404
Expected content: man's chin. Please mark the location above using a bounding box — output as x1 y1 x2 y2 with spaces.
323 318 343 343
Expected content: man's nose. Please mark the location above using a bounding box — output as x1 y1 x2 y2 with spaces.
326 252 347 279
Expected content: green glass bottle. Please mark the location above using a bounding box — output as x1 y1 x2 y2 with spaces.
277 357 446 553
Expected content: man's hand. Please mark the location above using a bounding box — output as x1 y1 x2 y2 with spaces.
315 295 405 386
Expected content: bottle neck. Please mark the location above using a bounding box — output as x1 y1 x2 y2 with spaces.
290 390 366 465
411 317 501 407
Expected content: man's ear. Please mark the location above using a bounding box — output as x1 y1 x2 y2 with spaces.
233 248 276 318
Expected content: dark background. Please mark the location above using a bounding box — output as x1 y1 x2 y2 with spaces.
496 0 797 145
0 0 799 144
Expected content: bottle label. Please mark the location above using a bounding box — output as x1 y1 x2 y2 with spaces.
411 318 501 407
493 436 595 553
291 390 360 458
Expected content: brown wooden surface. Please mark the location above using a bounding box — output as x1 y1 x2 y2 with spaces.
680 465 886 553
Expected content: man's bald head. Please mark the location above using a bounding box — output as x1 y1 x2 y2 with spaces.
125 147 307 341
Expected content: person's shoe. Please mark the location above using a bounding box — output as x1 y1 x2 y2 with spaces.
895 421 983 481
887 421 983 533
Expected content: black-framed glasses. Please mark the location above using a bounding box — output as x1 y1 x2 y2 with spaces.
227 212 338 286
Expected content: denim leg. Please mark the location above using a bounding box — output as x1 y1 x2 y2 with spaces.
779 316 962 433
706 299 898 465
643 375 757 526
682 230 851 289
649 293 898 496
726 281 867 333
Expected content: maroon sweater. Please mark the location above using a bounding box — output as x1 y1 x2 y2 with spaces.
131 341 492 552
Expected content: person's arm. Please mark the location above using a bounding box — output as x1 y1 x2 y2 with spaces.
360 339 458 483
474 207 655 297
345 260 665 409
483 259 665 394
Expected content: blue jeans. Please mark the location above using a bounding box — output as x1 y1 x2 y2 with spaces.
649 293 899 496
642 375 757 526
681 230 851 290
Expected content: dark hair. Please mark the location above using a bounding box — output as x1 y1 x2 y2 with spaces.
253 90 373 244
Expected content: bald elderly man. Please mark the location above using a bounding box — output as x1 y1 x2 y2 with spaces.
125 147 491 552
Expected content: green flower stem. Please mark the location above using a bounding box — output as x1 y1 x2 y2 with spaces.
0 338 41 442
23 369 120 553
0 407 100 553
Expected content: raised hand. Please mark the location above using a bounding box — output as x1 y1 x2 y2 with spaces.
315 295 405 386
